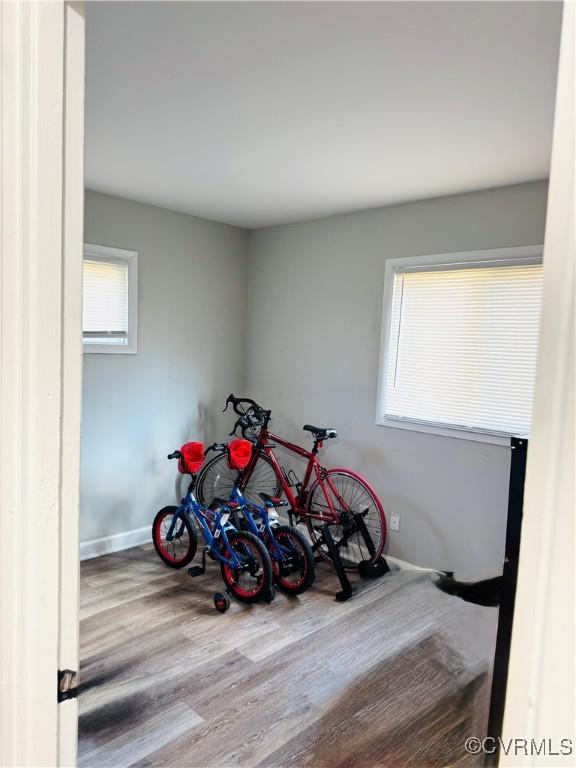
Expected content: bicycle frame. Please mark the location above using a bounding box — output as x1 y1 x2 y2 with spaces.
220 395 390 600
243 428 342 524
228 485 294 563
166 482 242 568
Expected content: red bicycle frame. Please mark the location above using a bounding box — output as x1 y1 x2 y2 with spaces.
220 394 389 600
243 427 344 524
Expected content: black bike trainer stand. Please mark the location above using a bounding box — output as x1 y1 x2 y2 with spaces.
312 513 390 601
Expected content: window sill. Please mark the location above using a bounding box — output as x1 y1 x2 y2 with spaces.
375 415 523 446
83 344 137 354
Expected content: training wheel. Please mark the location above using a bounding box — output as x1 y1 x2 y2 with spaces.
213 592 231 613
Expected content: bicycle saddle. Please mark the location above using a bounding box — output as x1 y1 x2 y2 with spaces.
259 492 288 508
211 497 240 509
302 424 338 440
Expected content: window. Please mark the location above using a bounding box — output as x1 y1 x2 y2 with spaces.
377 246 544 443
83 244 138 353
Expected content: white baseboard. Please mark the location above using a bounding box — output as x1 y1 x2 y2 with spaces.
80 526 150 561
386 555 443 574
79 530 431 572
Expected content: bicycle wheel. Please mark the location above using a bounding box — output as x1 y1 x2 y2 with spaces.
152 506 197 568
306 470 387 570
197 450 281 506
271 525 315 595
221 531 274 604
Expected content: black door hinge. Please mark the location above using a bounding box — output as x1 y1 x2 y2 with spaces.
58 669 78 702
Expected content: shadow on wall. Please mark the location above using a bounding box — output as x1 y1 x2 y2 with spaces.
170 408 205 501
198 400 218 445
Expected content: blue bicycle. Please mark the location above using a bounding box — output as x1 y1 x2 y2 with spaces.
209 439 316 595
152 442 274 607
226 487 316 595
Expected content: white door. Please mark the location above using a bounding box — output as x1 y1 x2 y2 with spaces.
0 2 85 765
502 1 575 763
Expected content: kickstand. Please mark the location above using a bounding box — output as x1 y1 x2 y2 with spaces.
320 523 354 601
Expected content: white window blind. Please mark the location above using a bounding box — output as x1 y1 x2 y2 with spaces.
83 258 129 345
384 261 544 436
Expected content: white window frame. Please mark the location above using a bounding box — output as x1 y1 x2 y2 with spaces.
83 243 138 354
376 244 544 445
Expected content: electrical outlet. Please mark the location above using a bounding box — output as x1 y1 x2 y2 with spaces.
390 513 400 532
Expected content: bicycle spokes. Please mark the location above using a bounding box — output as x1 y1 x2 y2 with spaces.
222 536 267 598
307 471 385 568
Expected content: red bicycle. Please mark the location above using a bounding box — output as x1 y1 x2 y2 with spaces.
197 395 388 598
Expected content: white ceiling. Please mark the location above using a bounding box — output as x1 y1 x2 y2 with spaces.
85 1 562 229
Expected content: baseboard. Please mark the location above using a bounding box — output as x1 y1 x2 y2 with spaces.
80 526 150 561
386 555 445 574
79 530 431 570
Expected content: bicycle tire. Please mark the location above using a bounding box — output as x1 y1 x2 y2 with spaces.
306 469 387 571
272 525 316 595
152 506 198 568
220 530 274 603
197 450 281 506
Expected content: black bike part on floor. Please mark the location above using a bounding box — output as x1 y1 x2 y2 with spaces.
318 516 389 601
358 557 390 579
434 575 502 607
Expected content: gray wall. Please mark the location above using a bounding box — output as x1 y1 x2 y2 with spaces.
81 182 547 577
81 191 248 542
246 181 548 579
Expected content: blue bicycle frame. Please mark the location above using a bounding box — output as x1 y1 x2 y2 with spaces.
227 485 294 566
166 479 243 568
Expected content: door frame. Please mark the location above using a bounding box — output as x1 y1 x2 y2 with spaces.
0 2 85 765
501 1 575 762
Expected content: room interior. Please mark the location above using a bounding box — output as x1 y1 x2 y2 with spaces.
77 2 563 766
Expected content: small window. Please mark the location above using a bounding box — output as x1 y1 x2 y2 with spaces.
83 244 138 353
377 246 544 442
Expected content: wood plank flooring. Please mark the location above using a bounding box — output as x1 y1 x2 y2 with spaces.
79 545 497 768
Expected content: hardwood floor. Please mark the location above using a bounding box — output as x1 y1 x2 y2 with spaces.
79 545 497 768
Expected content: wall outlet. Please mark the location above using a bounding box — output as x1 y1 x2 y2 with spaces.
390 513 400 532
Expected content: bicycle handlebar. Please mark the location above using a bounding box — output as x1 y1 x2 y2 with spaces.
204 442 228 455
169 443 229 461
223 394 271 437
223 394 259 415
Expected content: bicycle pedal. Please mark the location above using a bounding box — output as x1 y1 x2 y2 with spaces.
187 565 205 577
